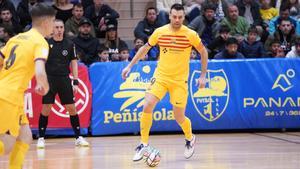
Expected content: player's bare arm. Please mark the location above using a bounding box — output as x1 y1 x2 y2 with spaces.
71 59 79 93
35 60 49 95
0 54 3 70
195 43 208 88
122 43 152 79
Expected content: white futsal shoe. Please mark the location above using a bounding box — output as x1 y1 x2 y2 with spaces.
75 136 90 147
184 134 196 159
37 137 45 149
133 143 148 161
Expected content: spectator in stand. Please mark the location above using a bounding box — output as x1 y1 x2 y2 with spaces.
0 8 22 33
156 0 182 25
286 37 300 58
188 3 221 46
221 5 250 42
269 4 300 35
104 23 128 59
239 26 267 58
17 0 39 29
134 7 163 41
65 3 96 38
260 0 279 23
97 45 110 62
81 0 93 9
129 37 158 61
183 0 203 23
265 19 297 54
53 0 74 23
119 47 130 62
284 0 300 19
84 0 119 38
73 18 100 66
0 0 18 23
0 23 13 46
207 25 231 59
214 37 245 59
276 46 286 57
235 0 263 32
190 49 200 60
266 39 281 57
203 0 228 21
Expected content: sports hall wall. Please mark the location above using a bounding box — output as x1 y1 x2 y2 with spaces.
24 59 300 136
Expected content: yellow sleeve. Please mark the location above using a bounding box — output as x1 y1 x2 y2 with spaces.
190 31 204 50
148 29 160 47
34 43 49 62
0 45 6 59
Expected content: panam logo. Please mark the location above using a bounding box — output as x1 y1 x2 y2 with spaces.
190 70 230 122
113 65 151 110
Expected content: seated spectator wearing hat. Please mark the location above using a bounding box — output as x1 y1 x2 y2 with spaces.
207 25 230 59
65 3 96 38
73 18 100 66
129 37 158 61
104 23 128 60
214 37 245 59
97 45 110 62
286 37 300 58
238 26 267 58
84 0 119 38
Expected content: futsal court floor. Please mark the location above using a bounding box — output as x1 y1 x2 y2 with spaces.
0 132 299 169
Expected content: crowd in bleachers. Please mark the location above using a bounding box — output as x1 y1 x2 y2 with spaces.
0 0 299 67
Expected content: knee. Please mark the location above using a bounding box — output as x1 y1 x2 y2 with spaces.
143 101 155 113
41 105 52 116
66 105 77 116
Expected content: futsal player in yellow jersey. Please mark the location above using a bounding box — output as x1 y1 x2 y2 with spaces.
122 3 208 161
0 3 56 169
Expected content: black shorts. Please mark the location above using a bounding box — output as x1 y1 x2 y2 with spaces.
42 76 75 105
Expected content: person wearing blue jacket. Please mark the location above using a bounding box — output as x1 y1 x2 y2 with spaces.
268 4 300 36
239 26 267 58
214 37 245 59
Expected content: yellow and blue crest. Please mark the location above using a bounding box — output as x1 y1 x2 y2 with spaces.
190 69 230 122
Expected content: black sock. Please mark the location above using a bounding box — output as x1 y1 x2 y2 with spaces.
38 114 48 138
70 114 81 139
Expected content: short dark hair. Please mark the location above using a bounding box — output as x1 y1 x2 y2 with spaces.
98 45 109 54
280 4 290 12
270 39 281 45
134 37 146 43
0 7 11 13
202 3 216 12
226 37 238 46
31 3 56 20
146 7 157 15
170 3 184 12
73 3 83 9
248 26 258 34
219 25 230 33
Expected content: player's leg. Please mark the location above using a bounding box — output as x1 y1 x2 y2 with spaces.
37 78 56 149
65 104 89 147
0 99 18 155
133 78 167 161
9 119 32 169
59 76 88 146
170 80 195 159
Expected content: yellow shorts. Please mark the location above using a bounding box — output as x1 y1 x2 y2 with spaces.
0 99 29 137
146 77 188 108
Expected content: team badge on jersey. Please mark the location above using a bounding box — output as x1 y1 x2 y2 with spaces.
62 50 68 56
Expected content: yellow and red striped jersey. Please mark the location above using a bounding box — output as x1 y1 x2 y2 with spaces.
148 24 204 80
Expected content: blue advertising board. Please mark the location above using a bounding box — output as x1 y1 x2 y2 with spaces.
89 59 300 135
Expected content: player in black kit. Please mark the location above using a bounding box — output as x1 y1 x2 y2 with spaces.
37 19 89 148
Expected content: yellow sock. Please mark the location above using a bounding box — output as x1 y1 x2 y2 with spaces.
9 141 29 169
179 117 193 141
0 140 4 155
140 112 153 145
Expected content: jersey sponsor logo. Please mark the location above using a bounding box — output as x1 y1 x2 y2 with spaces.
62 50 68 56
190 69 230 122
51 77 89 118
